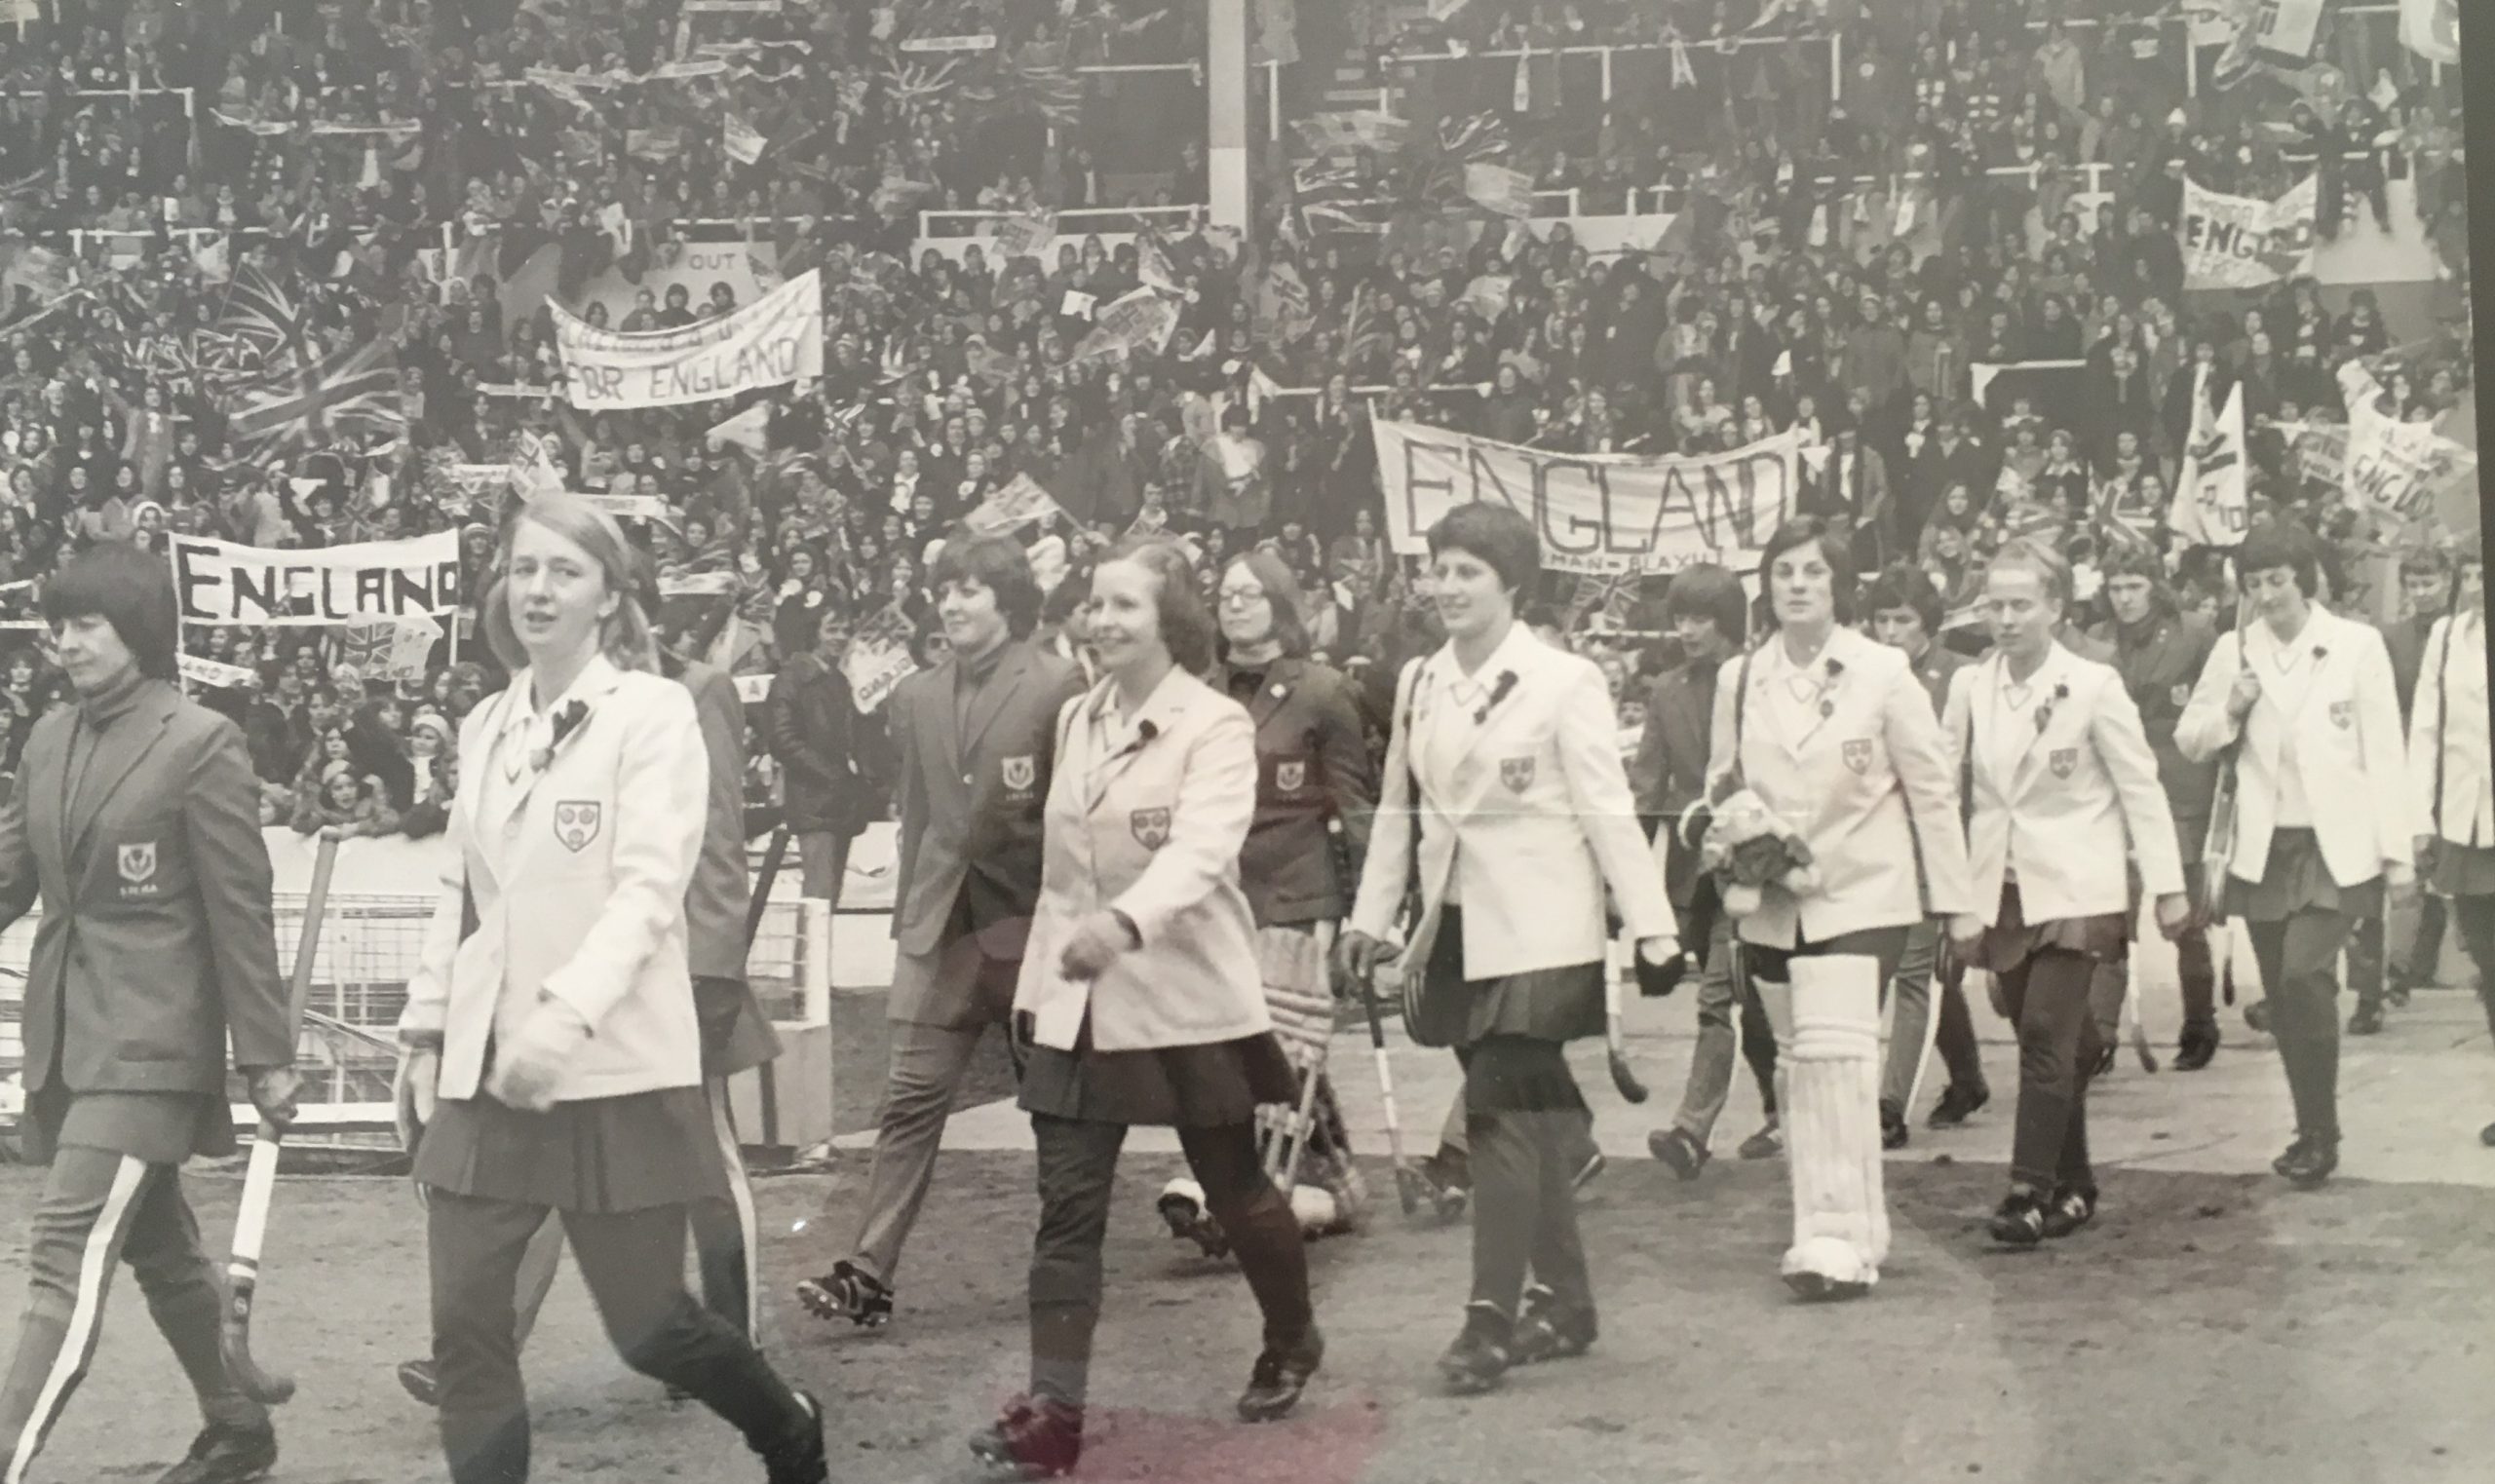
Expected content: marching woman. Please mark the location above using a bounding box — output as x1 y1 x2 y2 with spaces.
1340 504 1679 1395
1697 518 1977 1300
1158 548 1377 1249
392 497 826 1484
1940 542 2191 1245
975 538 1320 1479
2401 555 2495 1148
2177 519 2410 1188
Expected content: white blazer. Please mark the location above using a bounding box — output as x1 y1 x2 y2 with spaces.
2408 610 2491 851
1013 667 1271 1053
2176 607 2410 889
1942 643 2185 925
1705 626 1975 948
398 656 710 1104
1351 625 1674 980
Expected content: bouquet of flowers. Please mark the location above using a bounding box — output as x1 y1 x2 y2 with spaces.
1695 784 1819 918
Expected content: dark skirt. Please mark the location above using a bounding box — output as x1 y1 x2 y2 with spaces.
2426 840 2495 898
1411 906 1606 1050
414 1085 727 1214
2238 828 2385 925
1973 882 2130 975
1017 1022 1298 1128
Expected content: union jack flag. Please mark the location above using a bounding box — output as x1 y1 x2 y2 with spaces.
221 338 404 459
215 262 321 368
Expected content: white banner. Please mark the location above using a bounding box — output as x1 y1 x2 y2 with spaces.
899 33 996 53
2402 0 2461 64
170 531 464 628
2169 384 2249 549
2259 0 2326 58
843 605 920 714
178 654 258 690
2339 361 2478 524
722 113 766 166
554 271 823 409
1371 420 1803 576
963 473 1065 535
1464 163 1536 220
2179 175 2318 291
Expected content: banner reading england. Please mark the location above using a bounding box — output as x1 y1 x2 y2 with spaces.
2179 176 2318 291
171 530 463 627
553 270 823 409
1371 420 1802 575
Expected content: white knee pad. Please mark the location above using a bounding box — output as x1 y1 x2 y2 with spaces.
1159 1174 1206 1216
1777 954 1889 1291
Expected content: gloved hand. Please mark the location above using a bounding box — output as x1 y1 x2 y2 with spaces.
485 997 593 1114
394 1046 440 1153
246 1066 301 1131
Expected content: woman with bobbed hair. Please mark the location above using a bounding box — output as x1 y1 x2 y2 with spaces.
393 496 826 1483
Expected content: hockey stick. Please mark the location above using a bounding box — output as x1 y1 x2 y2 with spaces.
222 830 339 1407
1356 969 1424 1216
1606 952 1649 1104
743 825 791 1148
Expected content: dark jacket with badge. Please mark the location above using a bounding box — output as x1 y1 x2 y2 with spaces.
0 679 289 1099
886 638 1087 1026
2092 611 2220 840
1222 655 1375 928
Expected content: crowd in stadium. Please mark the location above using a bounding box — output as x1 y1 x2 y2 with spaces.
0 0 2476 858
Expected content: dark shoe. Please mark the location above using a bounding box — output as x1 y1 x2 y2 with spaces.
2040 1188 2097 1239
1927 1083 1991 1128
2086 1042 2118 1079
1418 1148 1470 1220
397 1356 439 1408
1737 1121 1784 1161
1436 1304 1512 1395
1880 1098 1908 1151
2245 999 2272 1034
1572 1150 1607 1193
1157 1190 1232 1259
1509 1285 1597 1365
762 1390 828 1484
969 1393 1085 1480
1647 1126 1709 1180
2481 1121 2495 1148
794 1260 894 1329
2271 1134 2312 1178
2346 1000 2384 1036
1236 1328 1324 1422
155 1423 279 1484
2173 1027 2219 1072
2278 1137 2339 1189
1988 1191 2047 1247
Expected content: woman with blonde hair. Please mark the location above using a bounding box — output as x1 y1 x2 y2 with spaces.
393 496 826 1483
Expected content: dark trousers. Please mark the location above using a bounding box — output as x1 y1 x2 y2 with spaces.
2246 907 2356 1144
1459 1038 1594 1327
0 1151 261 1478
2176 861 2218 1034
1931 968 1985 1089
2000 949 2105 1196
1027 1116 1310 1407
2351 892 2448 1006
429 1192 809 1484
2449 894 2495 1039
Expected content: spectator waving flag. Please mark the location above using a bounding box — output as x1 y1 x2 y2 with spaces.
2402 0 2460 64
215 261 321 368
221 338 406 460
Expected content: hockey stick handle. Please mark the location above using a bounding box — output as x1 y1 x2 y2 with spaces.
1605 955 1649 1104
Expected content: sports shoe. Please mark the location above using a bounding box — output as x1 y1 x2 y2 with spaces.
2244 999 2272 1034
1236 1328 1324 1422
2480 1120 2495 1148
1647 1126 1708 1180
1417 1148 1471 1220
154 1422 279 1484
1927 1082 1990 1128
1509 1285 1597 1365
1880 1098 1908 1151
2346 1000 2384 1036
1737 1120 1783 1161
397 1356 440 1407
1573 1150 1607 1193
794 1260 894 1328
1435 1304 1512 1396
969 1393 1084 1480
2276 1135 2339 1189
2173 1026 2219 1072
1158 1190 1231 1259
1987 1191 2047 1247
2040 1187 2097 1238
761 1390 828 1484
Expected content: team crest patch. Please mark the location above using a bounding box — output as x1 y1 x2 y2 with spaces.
1500 756 1535 793
117 842 157 888
2050 747 2079 780
1130 808 1171 850
1275 760 1306 794
1841 739 1873 776
1002 754 1036 791
2328 700 2354 730
554 801 602 853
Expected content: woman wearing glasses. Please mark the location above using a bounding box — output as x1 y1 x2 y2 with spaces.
1157 550 1377 1249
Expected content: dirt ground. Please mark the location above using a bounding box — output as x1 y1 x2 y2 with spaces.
7 1145 2493 1484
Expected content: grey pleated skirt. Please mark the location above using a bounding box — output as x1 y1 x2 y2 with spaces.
1017 1022 1298 1129
414 1085 727 1213
2237 828 2385 925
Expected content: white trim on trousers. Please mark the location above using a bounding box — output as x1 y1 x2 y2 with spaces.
7 1157 149 1484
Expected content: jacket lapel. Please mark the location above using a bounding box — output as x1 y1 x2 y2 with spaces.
924 657 965 787
1450 628 1539 789
958 643 1029 768
1082 670 1188 816
2006 647 2068 800
67 685 180 864
480 660 626 848
21 717 68 888
1245 658 1297 730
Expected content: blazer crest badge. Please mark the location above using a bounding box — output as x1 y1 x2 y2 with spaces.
554 800 603 853
1130 807 1171 850
2328 700 2354 730
1500 756 1535 793
1275 759 1306 794
1002 754 1036 791
117 841 158 889
1841 739 1873 775
2050 746 2079 780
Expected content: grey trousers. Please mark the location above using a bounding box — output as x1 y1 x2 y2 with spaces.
849 1016 1010 1282
1670 916 1780 1145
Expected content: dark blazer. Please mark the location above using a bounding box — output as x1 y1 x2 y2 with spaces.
0 680 288 1098
765 652 884 838
1631 658 1724 910
679 659 779 1075
887 639 1086 1026
1227 656 1375 928
2090 612 2220 839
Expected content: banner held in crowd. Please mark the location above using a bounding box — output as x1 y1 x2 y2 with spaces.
2169 384 2249 548
1371 420 1803 575
553 271 824 409
843 604 920 713
2178 175 2318 290
171 531 463 627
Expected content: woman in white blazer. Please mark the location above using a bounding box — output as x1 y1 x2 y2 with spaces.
2400 556 2495 1148
1699 518 1977 1301
1341 505 1679 1396
1941 542 2190 1246
392 497 825 1484
977 539 1319 1481
2177 519 2411 1188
